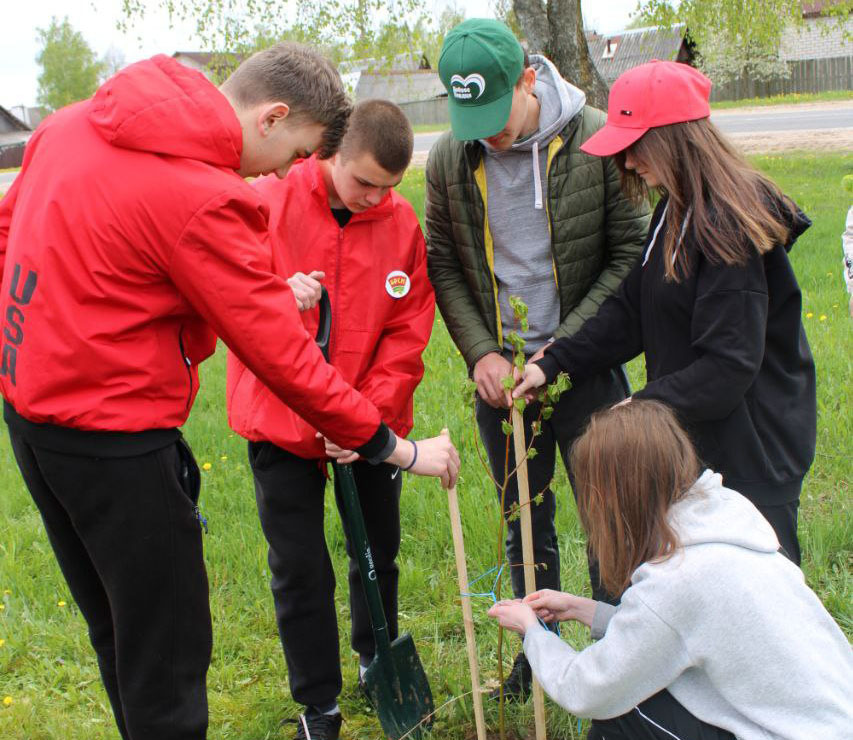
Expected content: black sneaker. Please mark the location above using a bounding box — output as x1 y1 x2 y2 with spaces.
489 651 532 703
284 711 343 740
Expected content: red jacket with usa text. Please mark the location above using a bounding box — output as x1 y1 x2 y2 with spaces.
0 55 387 454
227 156 435 458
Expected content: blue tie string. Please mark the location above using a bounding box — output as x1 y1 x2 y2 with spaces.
461 563 549 630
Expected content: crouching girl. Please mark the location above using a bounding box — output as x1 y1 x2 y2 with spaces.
488 400 852 740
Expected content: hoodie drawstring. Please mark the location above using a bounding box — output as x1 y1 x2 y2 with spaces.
642 203 693 267
532 141 543 210
642 203 668 266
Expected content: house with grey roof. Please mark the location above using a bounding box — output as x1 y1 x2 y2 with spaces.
8 106 45 130
352 51 442 104
711 0 851 100
0 105 32 169
586 24 695 85
355 69 445 104
780 0 853 61
172 51 247 81
340 50 430 90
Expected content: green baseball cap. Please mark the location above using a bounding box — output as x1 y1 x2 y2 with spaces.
438 18 524 141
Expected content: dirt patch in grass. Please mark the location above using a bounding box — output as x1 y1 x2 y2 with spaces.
730 128 853 154
712 99 853 116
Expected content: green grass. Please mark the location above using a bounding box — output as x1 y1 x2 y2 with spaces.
0 153 850 738
412 122 449 134
711 89 853 110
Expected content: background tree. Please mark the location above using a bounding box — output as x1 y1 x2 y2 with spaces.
509 0 610 109
100 46 128 82
637 0 852 84
120 0 615 106
120 0 429 67
491 0 523 38
36 16 105 111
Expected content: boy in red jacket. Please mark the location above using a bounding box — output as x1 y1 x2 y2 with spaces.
0 46 457 739
227 100 433 740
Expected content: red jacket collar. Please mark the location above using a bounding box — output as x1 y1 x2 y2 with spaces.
304 155 395 223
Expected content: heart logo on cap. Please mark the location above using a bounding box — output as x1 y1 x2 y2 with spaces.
450 73 486 100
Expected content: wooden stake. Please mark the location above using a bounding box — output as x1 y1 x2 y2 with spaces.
447 482 487 740
511 407 547 740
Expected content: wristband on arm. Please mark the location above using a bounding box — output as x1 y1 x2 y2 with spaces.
400 439 418 472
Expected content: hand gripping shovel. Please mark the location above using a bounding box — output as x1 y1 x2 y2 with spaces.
315 288 434 739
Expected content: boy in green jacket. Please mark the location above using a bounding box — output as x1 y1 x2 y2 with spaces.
424 18 649 700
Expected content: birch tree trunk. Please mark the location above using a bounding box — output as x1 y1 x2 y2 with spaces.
512 0 610 109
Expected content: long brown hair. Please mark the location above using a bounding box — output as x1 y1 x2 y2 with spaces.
570 400 700 595
615 118 797 281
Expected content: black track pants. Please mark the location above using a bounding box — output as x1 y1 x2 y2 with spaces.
589 688 736 740
250 442 401 709
9 430 211 740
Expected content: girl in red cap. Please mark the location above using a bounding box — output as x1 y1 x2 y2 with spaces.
513 60 815 566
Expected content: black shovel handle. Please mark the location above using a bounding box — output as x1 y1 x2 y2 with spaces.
314 287 394 661
315 286 332 362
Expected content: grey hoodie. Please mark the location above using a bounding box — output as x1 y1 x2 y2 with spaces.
482 55 586 353
523 470 853 738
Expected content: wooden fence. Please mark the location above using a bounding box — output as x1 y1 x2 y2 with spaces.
398 56 851 123
398 97 450 128
710 56 853 102
0 142 26 169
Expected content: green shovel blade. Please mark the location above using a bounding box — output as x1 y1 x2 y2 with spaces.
362 632 434 740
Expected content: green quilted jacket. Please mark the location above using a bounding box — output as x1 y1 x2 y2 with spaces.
425 106 650 370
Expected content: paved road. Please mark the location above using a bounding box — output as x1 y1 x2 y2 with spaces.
0 171 17 189
713 106 853 133
414 105 853 155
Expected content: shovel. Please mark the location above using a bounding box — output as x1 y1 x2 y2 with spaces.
314 287 434 739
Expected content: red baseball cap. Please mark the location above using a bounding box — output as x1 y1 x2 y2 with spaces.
581 60 712 157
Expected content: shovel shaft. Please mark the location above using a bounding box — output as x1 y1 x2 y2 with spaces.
319 289 434 739
333 461 394 659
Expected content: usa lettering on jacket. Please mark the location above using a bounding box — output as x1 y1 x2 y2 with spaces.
1 264 38 386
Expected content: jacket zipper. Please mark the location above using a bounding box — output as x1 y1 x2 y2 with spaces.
545 136 564 300
331 228 344 361
178 328 194 411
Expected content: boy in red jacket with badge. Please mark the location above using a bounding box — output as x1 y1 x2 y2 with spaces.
227 100 433 740
0 47 457 739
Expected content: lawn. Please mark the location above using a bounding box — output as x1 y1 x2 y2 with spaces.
710 89 853 109
0 152 850 739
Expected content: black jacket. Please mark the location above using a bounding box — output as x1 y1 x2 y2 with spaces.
538 197 816 504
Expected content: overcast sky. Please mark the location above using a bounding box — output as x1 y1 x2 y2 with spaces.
0 0 641 108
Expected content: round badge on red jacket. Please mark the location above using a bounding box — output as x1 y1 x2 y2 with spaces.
385 270 411 298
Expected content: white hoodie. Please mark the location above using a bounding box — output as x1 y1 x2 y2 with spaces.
523 470 853 738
